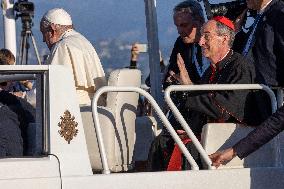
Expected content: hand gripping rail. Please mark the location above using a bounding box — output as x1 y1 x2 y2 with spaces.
164 84 277 169
92 86 201 174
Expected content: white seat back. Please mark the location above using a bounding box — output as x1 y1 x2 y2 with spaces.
201 123 278 169
87 68 141 172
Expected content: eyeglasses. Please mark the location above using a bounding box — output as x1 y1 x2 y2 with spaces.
202 32 224 41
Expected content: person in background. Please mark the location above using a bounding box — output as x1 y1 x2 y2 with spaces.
129 43 165 86
163 0 209 89
147 0 208 171
0 101 23 157
234 0 284 87
0 90 36 156
162 0 210 146
209 105 284 168
232 0 284 126
0 48 16 65
0 49 36 156
0 49 33 98
129 43 165 116
40 8 106 107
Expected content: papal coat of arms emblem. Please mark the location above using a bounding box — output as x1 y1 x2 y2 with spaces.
58 110 78 144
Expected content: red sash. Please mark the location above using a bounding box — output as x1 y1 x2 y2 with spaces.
167 138 192 171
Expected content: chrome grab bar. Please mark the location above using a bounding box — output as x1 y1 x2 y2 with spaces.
164 84 277 169
92 86 200 174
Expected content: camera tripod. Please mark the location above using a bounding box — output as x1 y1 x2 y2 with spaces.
18 17 41 65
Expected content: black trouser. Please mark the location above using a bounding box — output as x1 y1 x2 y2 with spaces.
147 131 203 171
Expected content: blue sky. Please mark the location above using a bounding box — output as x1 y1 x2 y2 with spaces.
0 0 232 75
15 1 192 66
2 0 228 53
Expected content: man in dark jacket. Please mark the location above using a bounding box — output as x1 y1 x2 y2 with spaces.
162 0 210 145
0 101 23 157
148 0 208 171
163 0 209 89
234 0 284 87
0 90 35 157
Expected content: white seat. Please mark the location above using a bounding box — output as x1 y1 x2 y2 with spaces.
84 68 141 172
201 123 278 169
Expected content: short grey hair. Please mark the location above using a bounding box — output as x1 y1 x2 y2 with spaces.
215 21 235 47
173 0 205 23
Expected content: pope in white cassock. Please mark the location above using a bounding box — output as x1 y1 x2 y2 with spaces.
40 8 106 106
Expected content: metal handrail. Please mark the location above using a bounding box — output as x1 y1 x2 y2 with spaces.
0 74 36 82
164 84 277 169
165 84 277 169
92 86 200 174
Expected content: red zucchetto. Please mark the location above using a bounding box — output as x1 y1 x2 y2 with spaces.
213 16 235 31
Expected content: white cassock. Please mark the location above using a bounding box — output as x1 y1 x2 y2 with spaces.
47 29 106 105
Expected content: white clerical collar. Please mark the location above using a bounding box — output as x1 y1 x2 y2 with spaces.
258 0 272 14
49 29 74 55
218 49 231 63
59 29 74 40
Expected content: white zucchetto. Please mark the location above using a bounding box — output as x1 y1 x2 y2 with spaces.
43 8 72 25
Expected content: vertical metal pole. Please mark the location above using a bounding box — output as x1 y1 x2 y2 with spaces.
276 88 283 108
2 0 17 59
276 88 283 167
144 0 163 107
31 33 42 65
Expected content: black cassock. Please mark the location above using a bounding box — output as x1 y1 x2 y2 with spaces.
163 36 202 89
148 51 270 171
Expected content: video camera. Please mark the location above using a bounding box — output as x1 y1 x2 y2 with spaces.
14 0 34 22
14 0 34 15
210 0 247 20
201 0 253 21
14 0 35 30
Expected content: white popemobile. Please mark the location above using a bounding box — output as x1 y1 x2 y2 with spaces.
0 64 282 189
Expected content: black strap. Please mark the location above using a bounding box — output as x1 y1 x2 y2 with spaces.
197 45 203 72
